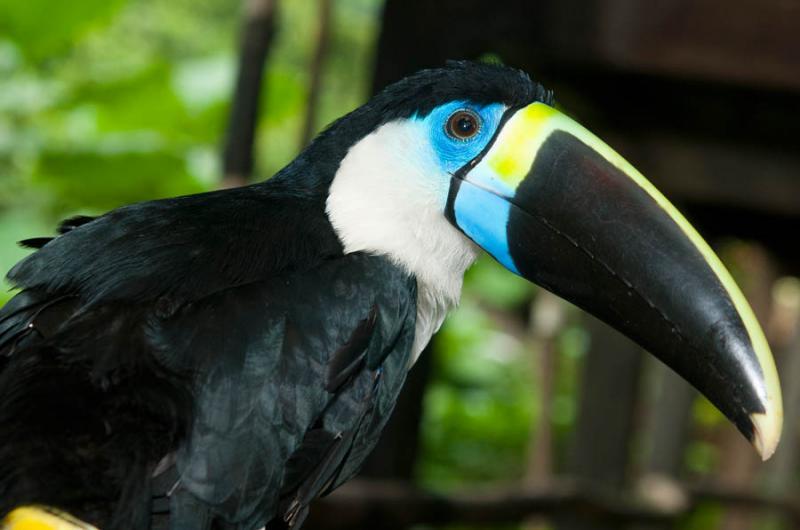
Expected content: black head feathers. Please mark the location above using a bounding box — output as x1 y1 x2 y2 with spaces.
367 60 552 121
320 61 551 138
283 61 553 190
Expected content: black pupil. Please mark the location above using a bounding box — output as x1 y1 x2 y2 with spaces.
452 113 476 137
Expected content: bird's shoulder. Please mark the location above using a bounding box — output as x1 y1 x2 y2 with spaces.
6 181 343 304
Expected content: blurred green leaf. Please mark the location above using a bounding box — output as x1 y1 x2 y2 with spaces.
33 149 207 212
0 210 49 305
693 394 725 428
262 68 307 126
55 64 225 145
82 66 188 133
685 440 718 475
0 0 126 61
172 55 233 112
680 502 723 530
557 325 589 359
464 256 535 309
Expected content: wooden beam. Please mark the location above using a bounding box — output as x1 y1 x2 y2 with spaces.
586 0 800 91
375 0 800 91
222 0 278 187
608 132 800 218
641 359 696 478
557 316 644 530
299 0 333 148
763 279 800 527
300 479 800 529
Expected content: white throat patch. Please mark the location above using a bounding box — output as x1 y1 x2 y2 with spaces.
326 120 479 364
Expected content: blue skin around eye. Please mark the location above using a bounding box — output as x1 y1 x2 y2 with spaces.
421 101 505 174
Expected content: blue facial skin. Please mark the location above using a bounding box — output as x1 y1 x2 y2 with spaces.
419 100 520 274
423 100 504 174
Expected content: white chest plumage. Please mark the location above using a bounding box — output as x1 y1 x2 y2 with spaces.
326 120 479 365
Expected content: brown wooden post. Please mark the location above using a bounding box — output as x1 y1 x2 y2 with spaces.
762 277 800 527
716 243 777 530
630 358 695 530
642 360 695 479
523 292 567 530
525 291 567 484
557 314 644 530
299 0 333 148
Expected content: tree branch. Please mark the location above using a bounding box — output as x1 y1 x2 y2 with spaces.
222 0 278 188
302 479 800 529
299 0 333 148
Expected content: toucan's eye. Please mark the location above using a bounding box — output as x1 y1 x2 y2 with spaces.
445 109 481 141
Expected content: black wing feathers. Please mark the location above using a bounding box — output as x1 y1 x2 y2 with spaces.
325 305 378 393
18 237 53 250
57 215 97 234
1 180 417 530
7 182 342 304
17 215 96 249
161 254 416 530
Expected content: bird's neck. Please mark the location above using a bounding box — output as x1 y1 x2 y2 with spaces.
328 180 478 363
325 122 480 363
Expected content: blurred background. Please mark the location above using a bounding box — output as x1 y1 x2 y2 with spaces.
1 0 800 528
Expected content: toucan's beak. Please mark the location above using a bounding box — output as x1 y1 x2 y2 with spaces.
447 102 783 459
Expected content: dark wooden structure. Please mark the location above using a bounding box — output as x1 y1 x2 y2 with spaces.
373 0 800 266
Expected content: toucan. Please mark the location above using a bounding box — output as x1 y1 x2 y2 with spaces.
0 61 783 530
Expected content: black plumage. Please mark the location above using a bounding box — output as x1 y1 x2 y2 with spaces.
0 61 543 529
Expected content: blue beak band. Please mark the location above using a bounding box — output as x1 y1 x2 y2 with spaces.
451 178 518 275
